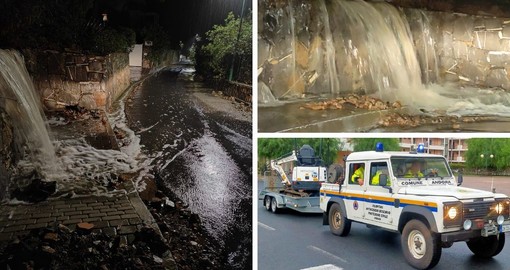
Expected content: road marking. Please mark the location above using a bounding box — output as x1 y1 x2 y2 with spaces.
301 264 344 270
258 222 276 231
307 245 348 263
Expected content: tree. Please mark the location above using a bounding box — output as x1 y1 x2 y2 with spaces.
92 27 136 55
466 138 510 171
258 138 341 174
197 11 252 82
0 0 136 55
351 138 400 152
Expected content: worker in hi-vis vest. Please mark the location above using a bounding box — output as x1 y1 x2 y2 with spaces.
371 168 391 186
405 161 424 178
351 165 364 185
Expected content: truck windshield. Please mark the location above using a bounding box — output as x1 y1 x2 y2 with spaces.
390 157 452 179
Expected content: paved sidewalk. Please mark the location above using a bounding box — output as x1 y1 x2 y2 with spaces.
0 108 159 245
0 194 146 242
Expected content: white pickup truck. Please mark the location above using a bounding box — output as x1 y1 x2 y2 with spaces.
320 145 510 269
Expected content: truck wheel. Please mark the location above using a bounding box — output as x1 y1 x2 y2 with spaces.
271 197 279 213
264 196 271 211
467 233 505 258
401 220 441 270
328 203 351 236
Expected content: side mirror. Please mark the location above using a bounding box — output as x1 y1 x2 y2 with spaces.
379 174 388 186
457 173 463 186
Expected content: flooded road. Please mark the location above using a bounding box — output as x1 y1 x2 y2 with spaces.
125 70 252 268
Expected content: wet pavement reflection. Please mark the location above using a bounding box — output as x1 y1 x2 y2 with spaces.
125 70 252 268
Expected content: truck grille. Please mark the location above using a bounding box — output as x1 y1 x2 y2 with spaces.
463 201 494 220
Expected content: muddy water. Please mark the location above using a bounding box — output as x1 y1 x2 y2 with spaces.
259 101 510 133
125 70 252 268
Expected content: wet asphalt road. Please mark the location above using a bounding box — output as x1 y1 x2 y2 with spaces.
125 70 252 268
258 180 510 270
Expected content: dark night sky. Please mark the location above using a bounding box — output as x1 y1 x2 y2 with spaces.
98 0 252 43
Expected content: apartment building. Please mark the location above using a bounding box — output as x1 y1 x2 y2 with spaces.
399 138 468 163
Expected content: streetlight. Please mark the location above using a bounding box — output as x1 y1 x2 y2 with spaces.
480 153 495 193
480 153 494 174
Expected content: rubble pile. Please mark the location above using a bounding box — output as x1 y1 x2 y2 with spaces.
377 113 488 129
212 90 252 113
299 95 402 111
0 223 170 270
143 183 224 270
47 106 104 123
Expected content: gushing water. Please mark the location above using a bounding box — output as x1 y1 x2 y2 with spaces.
0 49 141 198
259 0 510 117
0 50 57 174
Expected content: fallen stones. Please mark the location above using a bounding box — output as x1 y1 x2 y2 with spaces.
145 180 226 270
42 245 56 254
377 113 488 129
77 222 95 231
0 223 169 269
299 94 402 111
44 232 59 241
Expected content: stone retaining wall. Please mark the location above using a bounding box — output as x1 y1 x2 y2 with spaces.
219 81 252 103
22 50 130 111
258 1 510 97
382 0 510 18
0 109 15 201
410 9 510 89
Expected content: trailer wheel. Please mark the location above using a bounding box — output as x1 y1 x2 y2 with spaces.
467 233 505 258
264 196 271 211
271 197 279 213
329 203 351 236
402 219 441 270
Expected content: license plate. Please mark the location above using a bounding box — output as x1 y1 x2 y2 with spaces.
502 224 510 232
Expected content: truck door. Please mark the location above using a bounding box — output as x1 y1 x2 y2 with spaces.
345 162 366 220
363 161 394 225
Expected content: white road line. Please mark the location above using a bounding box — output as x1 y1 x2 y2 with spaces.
301 264 344 270
258 222 276 231
307 245 348 263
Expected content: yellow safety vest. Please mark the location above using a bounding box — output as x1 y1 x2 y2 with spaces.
371 171 391 186
404 170 424 178
351 167 364 183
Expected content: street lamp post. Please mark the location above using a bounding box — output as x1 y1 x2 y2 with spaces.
480 153 495 192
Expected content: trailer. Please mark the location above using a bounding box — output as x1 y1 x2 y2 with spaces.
259 144 327 214
259 175 322 213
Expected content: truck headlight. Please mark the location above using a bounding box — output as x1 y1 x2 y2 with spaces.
444 202 463 228
493 199 510 218
495 203 504 214
448 207 458 219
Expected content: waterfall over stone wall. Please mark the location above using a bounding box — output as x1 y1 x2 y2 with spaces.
259 0 425 100
258 0 510 116
0 50 58 191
